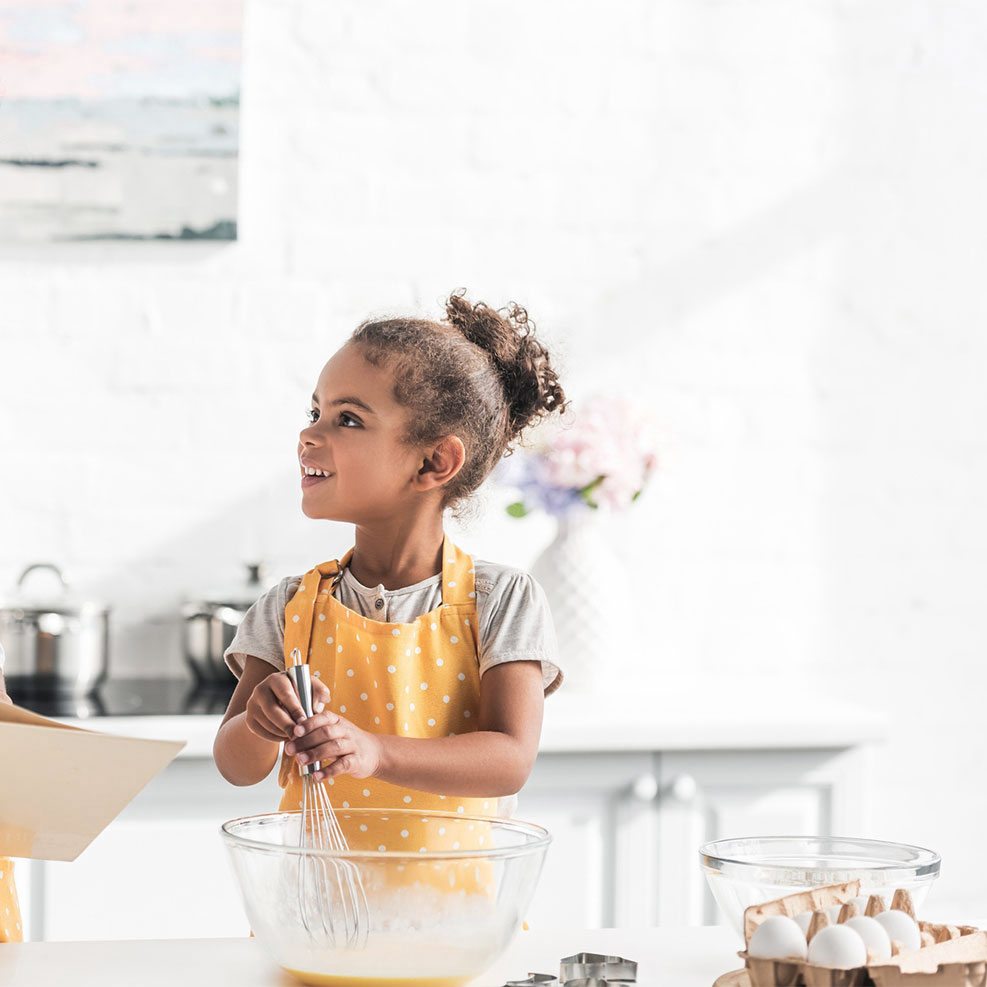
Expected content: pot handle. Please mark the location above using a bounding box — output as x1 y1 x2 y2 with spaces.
17 563 69 592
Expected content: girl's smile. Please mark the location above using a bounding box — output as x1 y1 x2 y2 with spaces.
300 471 334 489
300 457 334 489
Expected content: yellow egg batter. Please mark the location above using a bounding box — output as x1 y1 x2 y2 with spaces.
285 971 471 987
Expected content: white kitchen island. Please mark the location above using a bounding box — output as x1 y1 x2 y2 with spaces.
0 926 743 986
16 681 884 941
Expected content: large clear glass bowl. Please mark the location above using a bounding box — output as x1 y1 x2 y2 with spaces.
222 808 550 986
699 836 940 935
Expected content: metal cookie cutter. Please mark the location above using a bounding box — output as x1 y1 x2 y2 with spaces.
503 953 637 987
560 953 638 987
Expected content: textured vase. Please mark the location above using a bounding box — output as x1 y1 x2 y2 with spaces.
530 511 621 693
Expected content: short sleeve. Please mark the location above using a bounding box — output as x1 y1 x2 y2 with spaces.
223 575 300 678
475 566 563 696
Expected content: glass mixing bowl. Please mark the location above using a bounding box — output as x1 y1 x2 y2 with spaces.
700 836 940 935
222 808 551 986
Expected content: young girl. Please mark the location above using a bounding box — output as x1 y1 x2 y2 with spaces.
0 651 24 943
214 293 565 846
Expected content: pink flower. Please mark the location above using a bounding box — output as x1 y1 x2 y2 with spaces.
513 395 658 514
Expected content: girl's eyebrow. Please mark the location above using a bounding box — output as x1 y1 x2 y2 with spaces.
311 393 376 414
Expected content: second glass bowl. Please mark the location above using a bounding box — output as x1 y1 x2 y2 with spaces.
700 835 940 934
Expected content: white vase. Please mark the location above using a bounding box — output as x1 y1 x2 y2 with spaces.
530 511 623 694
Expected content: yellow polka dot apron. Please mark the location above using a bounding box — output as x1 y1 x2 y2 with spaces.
278 538 495 893
0 858 22 942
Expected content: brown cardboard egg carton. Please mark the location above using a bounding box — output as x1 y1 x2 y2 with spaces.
729 881 987 987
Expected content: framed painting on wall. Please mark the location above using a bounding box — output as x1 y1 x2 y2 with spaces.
0 0 242 242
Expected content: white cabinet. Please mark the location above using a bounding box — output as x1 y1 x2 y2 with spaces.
39 820 244 941
521 745 867 930
518 752 658 930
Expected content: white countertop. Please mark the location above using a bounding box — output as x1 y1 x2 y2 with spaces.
0 926 742 986
51 684 886 758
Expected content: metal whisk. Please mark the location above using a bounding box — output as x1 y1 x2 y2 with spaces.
286 648 370 949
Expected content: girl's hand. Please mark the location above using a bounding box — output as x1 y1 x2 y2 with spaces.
285 710 383 781
245 671 331 742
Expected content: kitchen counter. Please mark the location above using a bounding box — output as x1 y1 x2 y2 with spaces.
0 926 742 986
44 679 887 757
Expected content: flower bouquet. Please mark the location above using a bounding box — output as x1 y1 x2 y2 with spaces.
498 396 659 691
500 396 658 518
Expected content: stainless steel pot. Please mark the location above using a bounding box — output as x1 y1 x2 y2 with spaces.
182 563 263 685
0 563 110 697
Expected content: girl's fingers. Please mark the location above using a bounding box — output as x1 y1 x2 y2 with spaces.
299 738 352 768
318 753 356 780
289 710 341 743
246 714 288 743
287 719 345 755
263 706 298 739
257 699 296 737
270 674 307 723
311 676 331 710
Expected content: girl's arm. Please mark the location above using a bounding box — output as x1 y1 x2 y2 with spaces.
214 655 328 786
286 660 545 798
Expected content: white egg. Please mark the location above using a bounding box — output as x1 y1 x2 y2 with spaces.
874 909 921 951
794 911 813 934
807 925 868 969
844 915 892 960
852 895 870 912
749 915 808 960
826 904 844 921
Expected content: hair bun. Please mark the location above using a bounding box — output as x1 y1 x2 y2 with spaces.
445 291 566 440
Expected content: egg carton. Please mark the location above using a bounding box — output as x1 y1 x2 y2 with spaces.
723 881 987 987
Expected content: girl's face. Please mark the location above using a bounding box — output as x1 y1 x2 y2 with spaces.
298 343 425 522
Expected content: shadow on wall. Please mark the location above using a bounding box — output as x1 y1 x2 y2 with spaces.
575 167 854 369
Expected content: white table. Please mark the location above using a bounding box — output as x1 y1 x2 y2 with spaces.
0 926 743 986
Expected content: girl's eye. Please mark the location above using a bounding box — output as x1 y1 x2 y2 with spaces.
338 412 362 428
304 408 319 424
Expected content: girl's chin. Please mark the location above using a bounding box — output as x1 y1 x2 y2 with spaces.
301 495 356 523
302 501 340 520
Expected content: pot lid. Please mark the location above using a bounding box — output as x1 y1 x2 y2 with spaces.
1 563 109 615
184 561 266 609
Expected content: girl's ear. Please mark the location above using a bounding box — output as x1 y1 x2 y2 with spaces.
414 435 466 492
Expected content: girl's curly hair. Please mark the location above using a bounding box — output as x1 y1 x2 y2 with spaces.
351 290 567 512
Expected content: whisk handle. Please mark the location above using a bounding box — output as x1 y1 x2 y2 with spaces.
286 662 315 718
285 659 321 776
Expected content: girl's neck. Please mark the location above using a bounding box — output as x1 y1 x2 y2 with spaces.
348 516 446 590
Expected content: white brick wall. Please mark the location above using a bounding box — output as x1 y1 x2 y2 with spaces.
2 0 986 914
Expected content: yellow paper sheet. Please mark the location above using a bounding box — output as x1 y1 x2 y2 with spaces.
0 702 185 861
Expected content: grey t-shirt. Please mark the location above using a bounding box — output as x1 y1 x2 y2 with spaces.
224 559 563 696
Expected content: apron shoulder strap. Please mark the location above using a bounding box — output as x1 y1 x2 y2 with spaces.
441 537 476 608
283 557 347 661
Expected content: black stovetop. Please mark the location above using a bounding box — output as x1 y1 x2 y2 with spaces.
8 676 237 719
